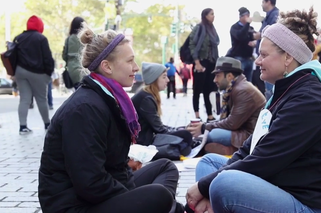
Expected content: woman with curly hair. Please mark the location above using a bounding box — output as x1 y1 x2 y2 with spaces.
185 7 321 213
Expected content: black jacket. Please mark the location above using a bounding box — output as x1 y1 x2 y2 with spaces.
228 22 254 58
38 76 134 213
15 30 54 76
131 90 170 145
198 69 321 208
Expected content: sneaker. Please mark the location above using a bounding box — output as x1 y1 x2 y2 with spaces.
29 103 34 109
206 118 216 123
19 127 32 135
49 106 54 110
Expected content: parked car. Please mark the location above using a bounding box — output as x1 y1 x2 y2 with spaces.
124 73 144 93
0 78 13 95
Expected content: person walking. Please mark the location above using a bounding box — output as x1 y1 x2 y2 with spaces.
179 63 191 96
14 15 54 134
165 57 179 99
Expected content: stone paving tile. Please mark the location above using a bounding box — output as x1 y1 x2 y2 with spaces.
0 92 207 212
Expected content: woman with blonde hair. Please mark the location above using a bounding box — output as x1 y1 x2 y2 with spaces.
186 7 321 213
132 62 194 160
39 24 185 213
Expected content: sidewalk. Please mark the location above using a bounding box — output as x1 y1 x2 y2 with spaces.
0 91 208 212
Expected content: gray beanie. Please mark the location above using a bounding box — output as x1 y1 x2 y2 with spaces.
142 62 167 85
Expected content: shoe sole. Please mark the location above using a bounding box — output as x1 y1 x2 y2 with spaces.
19 131 32 135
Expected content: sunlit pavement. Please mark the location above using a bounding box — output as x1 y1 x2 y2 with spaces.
0 90 207 212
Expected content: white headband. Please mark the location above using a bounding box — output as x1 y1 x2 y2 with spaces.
262 23 313 64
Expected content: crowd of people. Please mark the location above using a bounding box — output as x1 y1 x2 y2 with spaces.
1 0 321 212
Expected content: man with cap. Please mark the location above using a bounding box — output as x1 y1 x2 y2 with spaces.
227 7 256 82
187 57 265 155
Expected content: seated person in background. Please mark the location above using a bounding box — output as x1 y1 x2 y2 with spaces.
185 7 321 213
187 56 265 155
132 62 194 160
38 24 185 213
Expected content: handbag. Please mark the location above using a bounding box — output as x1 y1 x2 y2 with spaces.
1 41 17 76
152 134 184 160
62 37 74 89
1 34 33 76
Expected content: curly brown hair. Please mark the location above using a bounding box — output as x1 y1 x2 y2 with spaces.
78 23 129 72
278 7 318 53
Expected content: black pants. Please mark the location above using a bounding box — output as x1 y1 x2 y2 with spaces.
251 66 265 95
66 159 181 213
167 77 176 98
182 79 188 94
192 60 217 116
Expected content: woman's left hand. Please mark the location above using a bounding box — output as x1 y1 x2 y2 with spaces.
128 159 142 171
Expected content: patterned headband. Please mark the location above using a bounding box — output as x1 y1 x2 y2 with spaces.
88 34 125 71
262 23 312 65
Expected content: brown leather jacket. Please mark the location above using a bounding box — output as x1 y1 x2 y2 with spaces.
205 75 266 148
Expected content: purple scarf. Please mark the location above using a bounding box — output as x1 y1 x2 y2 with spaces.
90 72 141 143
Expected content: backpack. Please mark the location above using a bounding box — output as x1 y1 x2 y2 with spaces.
179 24 202 64
180 67 190 79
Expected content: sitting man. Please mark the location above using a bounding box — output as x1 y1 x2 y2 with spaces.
187 56 265 155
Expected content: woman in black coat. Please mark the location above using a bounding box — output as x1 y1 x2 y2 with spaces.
132 62 194 160
38 24 184 213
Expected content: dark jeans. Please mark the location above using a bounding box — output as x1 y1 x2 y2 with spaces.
167 77 176 98
47 81 53 107
66 159 180 213
182 79 188 94
234 56 253 82
192 59 217 116
251 66 265 95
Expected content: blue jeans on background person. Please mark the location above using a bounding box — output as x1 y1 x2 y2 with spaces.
195 154 321 213
234 57 253 82
265 81 274 100
47 81 53 108
207 128 232 147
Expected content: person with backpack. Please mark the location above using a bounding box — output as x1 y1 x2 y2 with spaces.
14 15 54 134
62 16 88 89
179 63 191 96
188 8 220 123
165 57 179 99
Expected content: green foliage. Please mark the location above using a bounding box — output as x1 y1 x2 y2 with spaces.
122 3 193 66
0 0 196 74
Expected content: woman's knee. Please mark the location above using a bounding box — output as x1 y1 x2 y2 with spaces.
209 170 248 202
197 153 222 167
154 158 179 178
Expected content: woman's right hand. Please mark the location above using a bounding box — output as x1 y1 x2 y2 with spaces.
186 182 204 211
195 63 205 72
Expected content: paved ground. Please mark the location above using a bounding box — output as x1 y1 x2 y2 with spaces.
0 90 208 213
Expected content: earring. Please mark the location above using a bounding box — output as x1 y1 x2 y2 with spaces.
283 66 288 77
